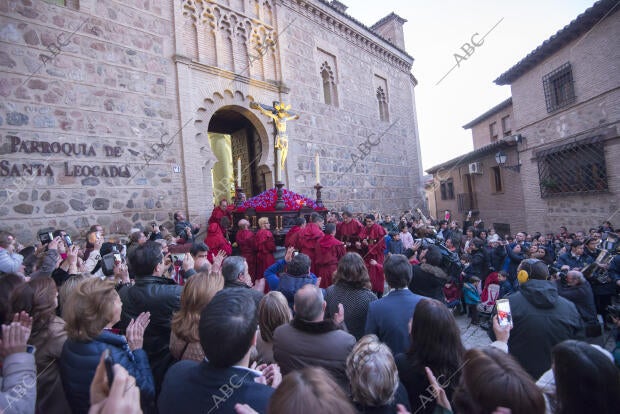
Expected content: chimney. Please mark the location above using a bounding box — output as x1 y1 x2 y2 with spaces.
330 0 348 14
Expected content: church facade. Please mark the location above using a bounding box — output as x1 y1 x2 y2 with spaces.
0 0 423 242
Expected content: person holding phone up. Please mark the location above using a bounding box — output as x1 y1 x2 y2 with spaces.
487 259 584 379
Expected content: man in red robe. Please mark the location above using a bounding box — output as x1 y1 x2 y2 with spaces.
255 217 276 289
336 210 364 254
295 212 324 274
284 217 305 248
208 199 233 234
235 219 257 281
204 223 232 263
359 214 387 297
314 223 346 288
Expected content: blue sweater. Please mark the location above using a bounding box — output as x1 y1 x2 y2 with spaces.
264 259 318 307
60 330 155 414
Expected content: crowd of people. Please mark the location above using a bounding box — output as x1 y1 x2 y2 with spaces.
0 206 619 414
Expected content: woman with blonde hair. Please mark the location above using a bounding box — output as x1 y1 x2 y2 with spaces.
59 278 153 414
57 273 87 315
256 291 292 364
170 272 224 361
10 277 70 414
346 334 410 413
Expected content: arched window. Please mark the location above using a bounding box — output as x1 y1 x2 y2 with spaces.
377 87 389 122
320 62 338 106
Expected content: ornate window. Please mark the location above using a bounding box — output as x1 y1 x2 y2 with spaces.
320 62 338 106
377 87 389 122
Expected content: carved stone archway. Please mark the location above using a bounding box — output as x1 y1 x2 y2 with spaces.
193 89 274 205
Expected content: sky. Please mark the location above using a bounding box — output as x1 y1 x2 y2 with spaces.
345 0 597 171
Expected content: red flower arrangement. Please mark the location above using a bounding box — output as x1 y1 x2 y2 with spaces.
236 188 326 212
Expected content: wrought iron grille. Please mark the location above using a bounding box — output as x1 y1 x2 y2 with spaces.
542 62 576 113
537 138 607 198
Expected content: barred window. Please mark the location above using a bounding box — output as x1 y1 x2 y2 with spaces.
537 137 607 198
542 62 575 113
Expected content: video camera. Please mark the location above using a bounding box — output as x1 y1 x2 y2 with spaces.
548 266 568 283
415 237 463 277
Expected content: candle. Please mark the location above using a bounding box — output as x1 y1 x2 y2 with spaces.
315 153 320 184
237 157 241 188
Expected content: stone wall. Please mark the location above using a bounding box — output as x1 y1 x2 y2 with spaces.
277 0 423 213
0 0 424 243
0 0 182 242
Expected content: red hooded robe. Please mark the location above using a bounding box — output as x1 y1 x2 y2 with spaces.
236 229 257 280
336 219 364 254
255 228 276 284
295 222 324 274
204 223 232 263
314 234 346 288
359 223 387 293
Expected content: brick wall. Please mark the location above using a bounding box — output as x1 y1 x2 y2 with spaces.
509 11 620 234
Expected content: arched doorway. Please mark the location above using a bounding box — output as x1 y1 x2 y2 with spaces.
208 106 269 202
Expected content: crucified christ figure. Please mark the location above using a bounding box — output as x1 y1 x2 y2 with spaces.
250 101 299 170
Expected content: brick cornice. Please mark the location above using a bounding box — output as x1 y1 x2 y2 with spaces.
284 0 413 72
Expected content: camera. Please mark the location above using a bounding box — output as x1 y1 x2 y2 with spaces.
414 238 434 250
549 266 567 283
38 231 54 245
63 234 72 247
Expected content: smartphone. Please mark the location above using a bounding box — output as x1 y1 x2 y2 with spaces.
293 251 299 257
113 253 122 263
174 253 185 262
496 299 513 327
103 349 114 388
63 234 72 247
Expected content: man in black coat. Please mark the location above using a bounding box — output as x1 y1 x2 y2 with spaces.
119 241 183 391
159 289 275 413
489 259 584 379
557 270 599 337
464 238 490 283
487 234 507 272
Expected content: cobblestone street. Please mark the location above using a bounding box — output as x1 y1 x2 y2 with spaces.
454 312 617 352
454 314 492 349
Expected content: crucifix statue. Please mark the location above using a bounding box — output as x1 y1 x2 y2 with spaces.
250 101 299 182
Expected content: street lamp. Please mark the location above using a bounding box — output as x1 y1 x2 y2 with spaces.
495 150 521 172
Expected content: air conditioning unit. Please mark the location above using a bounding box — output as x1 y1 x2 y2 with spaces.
468 162 483 174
